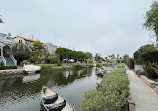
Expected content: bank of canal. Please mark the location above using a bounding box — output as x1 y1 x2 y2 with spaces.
0 67 102 111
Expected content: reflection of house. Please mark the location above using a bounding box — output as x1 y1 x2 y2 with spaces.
13 36 41 46
44 43 57 54
0 33 17 66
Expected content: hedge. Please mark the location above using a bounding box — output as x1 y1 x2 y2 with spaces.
79 65 130 111
0 66 17 70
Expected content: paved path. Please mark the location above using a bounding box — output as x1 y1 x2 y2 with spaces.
126 68 158 111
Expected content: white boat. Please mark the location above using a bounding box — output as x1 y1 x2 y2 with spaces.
23 64 41 73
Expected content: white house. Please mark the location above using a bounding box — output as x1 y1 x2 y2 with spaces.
13 36 36 46
0 33 17 66
44 43 57 54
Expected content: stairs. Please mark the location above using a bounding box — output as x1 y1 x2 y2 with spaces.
5 58 16 66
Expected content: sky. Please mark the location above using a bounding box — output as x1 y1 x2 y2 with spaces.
0 0 154 57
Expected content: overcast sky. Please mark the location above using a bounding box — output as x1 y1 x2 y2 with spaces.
0 0 154 57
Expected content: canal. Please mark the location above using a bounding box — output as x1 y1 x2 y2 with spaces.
0 67 102 111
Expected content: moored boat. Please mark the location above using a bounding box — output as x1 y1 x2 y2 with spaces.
23 64 41 73
41 86 75 111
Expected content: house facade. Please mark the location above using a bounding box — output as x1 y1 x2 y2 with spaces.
0 33 17 66
13 36 35 46
44 43 57 54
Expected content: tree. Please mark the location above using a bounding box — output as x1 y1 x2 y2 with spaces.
95 53 102 63
144 1 158 41
12 43 31 64
122 54 129 64
133 44 157 62
30 41 46 63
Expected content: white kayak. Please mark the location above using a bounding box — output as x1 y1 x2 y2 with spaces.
23 64 41 73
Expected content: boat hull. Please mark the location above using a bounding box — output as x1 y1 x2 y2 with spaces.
40 86 75 111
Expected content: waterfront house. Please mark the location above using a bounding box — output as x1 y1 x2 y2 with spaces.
13 36 37 46
0 33 17 66
44 43 57 54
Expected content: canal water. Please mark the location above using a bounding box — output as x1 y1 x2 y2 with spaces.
0 67 102 111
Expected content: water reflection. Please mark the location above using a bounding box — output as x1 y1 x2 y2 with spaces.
0 68 101 111
22 74 40 83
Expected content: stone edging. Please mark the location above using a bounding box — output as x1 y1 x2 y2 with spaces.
0 69 25 76
140 75 158 95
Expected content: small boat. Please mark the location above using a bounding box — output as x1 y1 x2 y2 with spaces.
23 64 41 73
96 68 106 76
41 86 75 111
83 66 89 68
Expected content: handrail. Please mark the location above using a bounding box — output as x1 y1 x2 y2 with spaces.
10 55 17 66
0 56 6 66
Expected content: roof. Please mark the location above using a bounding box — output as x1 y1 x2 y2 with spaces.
15 36 44 44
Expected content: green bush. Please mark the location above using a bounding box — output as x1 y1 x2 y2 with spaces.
116 64 125 68
0 66 17 70
143 62 158 79
79 65 130 111
127 58 134 69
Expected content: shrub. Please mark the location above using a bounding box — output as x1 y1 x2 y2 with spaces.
143 62 158 79
127 58 134 69
0 66 17 70
79 65 130 111
80 90 107 111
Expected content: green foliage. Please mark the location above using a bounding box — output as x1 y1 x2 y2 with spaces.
133 44 157 62
80 90 107 111
12 43 31 64
56 48 92 62
122 54 129 64
117 59 121 63
30 41 46 63
127 58 134 69
79 65 130 111
144 1 158 41
0 66 17 70
139 50 158 63
95 53 102 63
143 62 158 79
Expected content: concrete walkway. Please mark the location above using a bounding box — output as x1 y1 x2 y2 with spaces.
126 68 158 111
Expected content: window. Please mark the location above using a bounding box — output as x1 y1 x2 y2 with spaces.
19 40 20 43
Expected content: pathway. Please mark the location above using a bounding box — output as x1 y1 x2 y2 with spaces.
126 68 158 111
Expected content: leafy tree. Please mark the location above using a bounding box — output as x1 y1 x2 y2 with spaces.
144 1 158 41
95 53 102 63
30 41 46 63
12 43 31 64
56 47 92 62
122 54 129 64
133 44 157 62
85 52 92 59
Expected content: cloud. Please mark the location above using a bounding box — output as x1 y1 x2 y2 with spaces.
0 0 153 57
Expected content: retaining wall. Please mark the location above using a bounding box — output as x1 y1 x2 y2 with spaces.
0 69 25 76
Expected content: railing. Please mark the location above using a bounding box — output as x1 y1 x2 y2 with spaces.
128 100 136 111
0 56 6 66
10 55 17 66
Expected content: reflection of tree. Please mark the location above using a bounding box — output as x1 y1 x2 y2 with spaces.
0 68 93 98
43 68 93 86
